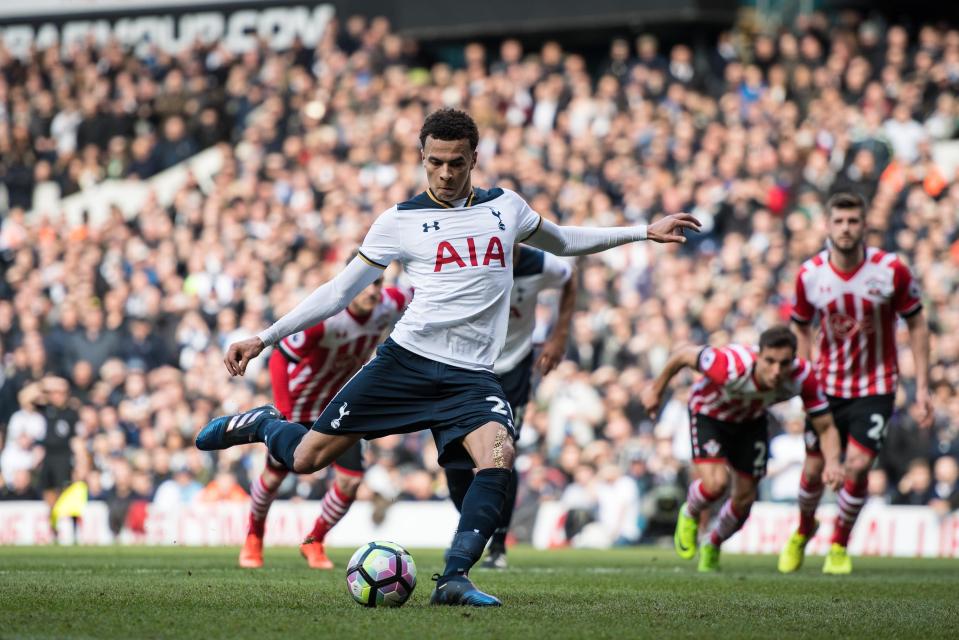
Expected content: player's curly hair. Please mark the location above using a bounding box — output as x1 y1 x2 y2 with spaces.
419 108 479 151
759 325 798 352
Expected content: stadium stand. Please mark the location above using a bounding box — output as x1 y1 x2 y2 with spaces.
1 11 958 543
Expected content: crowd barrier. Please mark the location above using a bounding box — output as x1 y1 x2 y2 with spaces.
2 500 959 557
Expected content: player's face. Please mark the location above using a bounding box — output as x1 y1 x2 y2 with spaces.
350 278 383 316
422 136 477 201
755 346 795 389
827 206 865 254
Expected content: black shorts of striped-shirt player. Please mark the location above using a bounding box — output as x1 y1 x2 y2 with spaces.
689 411 770 479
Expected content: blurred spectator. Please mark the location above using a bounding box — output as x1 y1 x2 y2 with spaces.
867 468 891 505
595 463 641 544
153 467 203 507
0 469 41 500
765 408 807 502
1 383 45 484
893 459 936 506
930 456 959 514
198 471 250 502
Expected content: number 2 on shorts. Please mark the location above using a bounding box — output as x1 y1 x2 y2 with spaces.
866 413 886 442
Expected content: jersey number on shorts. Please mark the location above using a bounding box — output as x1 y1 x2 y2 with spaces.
753 441 766 474
486 396 514 427
866 413 887 441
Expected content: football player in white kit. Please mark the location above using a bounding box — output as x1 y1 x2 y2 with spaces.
446 245 576 569
197 108 700 606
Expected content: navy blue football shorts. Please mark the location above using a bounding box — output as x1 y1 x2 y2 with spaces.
311 338 515 469
497 349 534 439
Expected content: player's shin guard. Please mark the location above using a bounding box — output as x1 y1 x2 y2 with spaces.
444 468 510 576
490 469 519 551
831 477 867 546
684 479 720 518
797 474 824 536
708 499 750 547
258 419 309 470
445 468 474 513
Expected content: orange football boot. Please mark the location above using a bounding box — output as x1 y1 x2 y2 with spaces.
300 537 334 569
239 533 264 568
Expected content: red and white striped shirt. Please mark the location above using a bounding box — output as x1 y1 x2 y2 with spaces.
270 287 409 423
688 344 829 422
792 248 922 398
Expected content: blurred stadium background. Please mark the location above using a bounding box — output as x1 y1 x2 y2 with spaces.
1 0 958 557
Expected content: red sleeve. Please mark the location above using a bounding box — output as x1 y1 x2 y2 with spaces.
268 350 293 419
791 270 815 324
697 346 732 385
277 323 324 362
383 286 411 313
798 360 830 416
891 259 922 317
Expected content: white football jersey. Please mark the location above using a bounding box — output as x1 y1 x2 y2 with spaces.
495 247 572 374
358 187 542 370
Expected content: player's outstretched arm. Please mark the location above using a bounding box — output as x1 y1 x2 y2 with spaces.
223 258 383 377
640 344 701 420
537 274 577 374
810 413 844 490
523 213 700 256
905 311 933 427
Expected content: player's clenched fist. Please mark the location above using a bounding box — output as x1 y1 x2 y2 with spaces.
224 337 266 376
822 460 844 491
640 386 662 421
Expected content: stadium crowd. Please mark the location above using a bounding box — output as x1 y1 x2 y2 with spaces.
1 10 958 544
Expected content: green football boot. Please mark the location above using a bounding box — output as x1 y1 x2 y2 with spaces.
698 542 720 573
778 521 818 574
674 503 699 560
822 543 852 575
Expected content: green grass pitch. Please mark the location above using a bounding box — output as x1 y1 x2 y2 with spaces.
1 546 957 639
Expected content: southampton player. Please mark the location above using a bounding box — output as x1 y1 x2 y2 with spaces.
446 245 575 569
779 192 932 575
239 277 408 569
642 326 843 572
197 108 699 606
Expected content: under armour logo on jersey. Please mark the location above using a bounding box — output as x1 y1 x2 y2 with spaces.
490 210 506 230
330 403 350 429
423 221 440 232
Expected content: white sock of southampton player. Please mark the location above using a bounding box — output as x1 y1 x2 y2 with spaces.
683 479 721 518
444 468 511 576
797 473 824 536
831 477 868 546
707 499 750 546
247 460 288 537
306 482 355 542
255 418 309 469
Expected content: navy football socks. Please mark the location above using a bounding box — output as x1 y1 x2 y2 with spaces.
490 469 518 550
257 418 308 470
446 467 518 551
444 468 511 576
444 468 474 513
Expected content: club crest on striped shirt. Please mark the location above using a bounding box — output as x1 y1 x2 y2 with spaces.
704 439 721 457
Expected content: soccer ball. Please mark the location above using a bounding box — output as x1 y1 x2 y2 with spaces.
345 541 417 607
